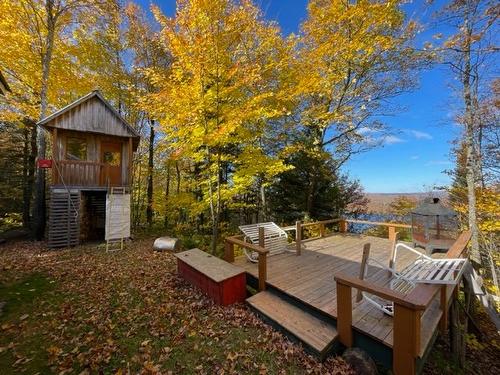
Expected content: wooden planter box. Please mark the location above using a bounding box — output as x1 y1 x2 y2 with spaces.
175 248 246 306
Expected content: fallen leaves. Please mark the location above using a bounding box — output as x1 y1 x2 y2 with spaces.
0 240 355 374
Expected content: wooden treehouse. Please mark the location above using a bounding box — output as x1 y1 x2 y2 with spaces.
37 90 140 248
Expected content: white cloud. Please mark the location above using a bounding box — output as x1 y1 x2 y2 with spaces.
410 155 420 160
408 130 433 140
382 135 405 145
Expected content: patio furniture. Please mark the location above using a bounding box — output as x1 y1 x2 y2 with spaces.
239 222 289 262
358 242 469 316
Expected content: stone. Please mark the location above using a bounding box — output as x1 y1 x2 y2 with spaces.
153 236 181 252
342 347 378 375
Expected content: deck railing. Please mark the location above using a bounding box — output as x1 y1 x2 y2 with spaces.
293 218 412 255
334 230 471 375
53 160 105 186
225 228 269 291
225 217 415 290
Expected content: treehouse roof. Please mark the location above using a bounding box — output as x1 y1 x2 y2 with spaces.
37 90 140 142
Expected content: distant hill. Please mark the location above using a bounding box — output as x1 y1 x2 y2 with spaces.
364 191 448 213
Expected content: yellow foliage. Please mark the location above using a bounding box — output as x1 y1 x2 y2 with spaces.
139 0 292 218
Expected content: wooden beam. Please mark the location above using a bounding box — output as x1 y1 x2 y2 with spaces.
393 303 420 374
128 137 133 186
295 221 302 255
339 219 348 233
225 236 268 254
319 223 325 238
439 285 448 334
224 241 234 263
334 274 426 310
446 231 472 259
356 243 370 302
258 227 267 291
52 128 58 184
336 281 353 347
345 219 411 229
388 225 396 242
388 231 400 276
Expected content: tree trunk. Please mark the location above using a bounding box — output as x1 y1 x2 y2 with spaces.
22 124 30 228
462 16 481 264
260 181 268 222
164 160 171 228
34 1 56 240
146 119 154 226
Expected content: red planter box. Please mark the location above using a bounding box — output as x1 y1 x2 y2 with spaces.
175 248 246 306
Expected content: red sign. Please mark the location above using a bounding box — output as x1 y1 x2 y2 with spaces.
37 159 53 168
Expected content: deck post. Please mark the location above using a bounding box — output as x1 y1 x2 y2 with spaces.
258 227 267 291
336 280 353 347
388 225 396 242
224 240 234 263
52 127 58 184
339 219 347 233
258 253 267 291
356 243 371 302
393 302 420 375
439 285 448 334
295 221 302 255
319 223 325 238
388 231 400 276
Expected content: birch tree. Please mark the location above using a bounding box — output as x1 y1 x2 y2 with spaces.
438 0 498 264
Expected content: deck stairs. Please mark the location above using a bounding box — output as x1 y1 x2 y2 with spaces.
247 289 339 359
48 188 80 248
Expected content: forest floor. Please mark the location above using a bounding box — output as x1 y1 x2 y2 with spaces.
0 239 352 374
0 239 498 374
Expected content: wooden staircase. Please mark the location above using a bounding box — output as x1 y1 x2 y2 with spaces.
48 188 80 248
247 289 339 359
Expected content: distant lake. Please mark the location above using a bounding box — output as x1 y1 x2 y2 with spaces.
347 213 411 234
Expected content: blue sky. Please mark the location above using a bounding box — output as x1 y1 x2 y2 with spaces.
138 0 460 193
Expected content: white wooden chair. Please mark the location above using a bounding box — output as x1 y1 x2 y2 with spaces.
239 222 289 262
358 242 469 316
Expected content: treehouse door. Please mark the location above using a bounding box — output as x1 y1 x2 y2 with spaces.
101 142 122 186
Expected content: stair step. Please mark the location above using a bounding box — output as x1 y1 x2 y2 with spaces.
247 290 338 358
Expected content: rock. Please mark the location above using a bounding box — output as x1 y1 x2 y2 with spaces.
342 347 378 375
153 236 181 252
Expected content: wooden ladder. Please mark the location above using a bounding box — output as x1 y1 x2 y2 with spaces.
48 188 80 248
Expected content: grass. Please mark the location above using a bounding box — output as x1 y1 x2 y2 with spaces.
0 273 63 374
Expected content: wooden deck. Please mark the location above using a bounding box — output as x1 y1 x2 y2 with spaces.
234 233 447 359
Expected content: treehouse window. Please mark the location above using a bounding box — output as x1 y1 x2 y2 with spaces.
103 151 121 166
66 137 87 161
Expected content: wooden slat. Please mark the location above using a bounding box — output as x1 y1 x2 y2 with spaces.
248 291 338 356
234 232 462 357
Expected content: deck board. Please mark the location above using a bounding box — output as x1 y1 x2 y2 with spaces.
235 233 446 354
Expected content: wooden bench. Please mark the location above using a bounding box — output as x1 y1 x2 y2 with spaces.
174 248 247 305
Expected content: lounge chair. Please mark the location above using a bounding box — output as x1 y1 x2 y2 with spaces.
239 222 289 262
358 242 468 316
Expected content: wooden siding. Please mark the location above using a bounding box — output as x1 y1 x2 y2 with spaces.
52 129 131 187
44 95 134 138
